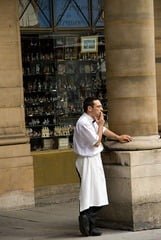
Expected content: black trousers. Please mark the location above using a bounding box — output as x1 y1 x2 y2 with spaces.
80 206 103 229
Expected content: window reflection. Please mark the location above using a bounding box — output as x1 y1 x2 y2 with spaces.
92 0 104 27
19 0 51 27
55 0 89 28
19 0 104 29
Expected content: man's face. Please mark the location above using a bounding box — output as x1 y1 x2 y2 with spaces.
90 100 103 118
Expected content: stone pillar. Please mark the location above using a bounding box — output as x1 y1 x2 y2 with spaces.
104 0 158 136
154 0 161 131
0 0 34 209
100 0 161 230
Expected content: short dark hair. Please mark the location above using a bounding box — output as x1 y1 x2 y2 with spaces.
83 97 98 113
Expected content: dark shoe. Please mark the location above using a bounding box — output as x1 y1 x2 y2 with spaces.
79 215 90 236
90 228 102 236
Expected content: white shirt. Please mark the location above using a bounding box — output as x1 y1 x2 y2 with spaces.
73 113 105 157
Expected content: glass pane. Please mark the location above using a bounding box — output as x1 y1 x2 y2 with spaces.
36 0 51 27
19 0 51 27
55 0 89 28
92 0 104 27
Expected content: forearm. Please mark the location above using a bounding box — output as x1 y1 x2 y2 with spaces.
103 128 120 141
103 128 132 143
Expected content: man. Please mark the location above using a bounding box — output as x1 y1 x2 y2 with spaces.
73 97 132 237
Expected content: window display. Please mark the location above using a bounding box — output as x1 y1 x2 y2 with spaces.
21 34 107 151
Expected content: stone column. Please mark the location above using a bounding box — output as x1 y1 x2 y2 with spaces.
154 0 161 131
104 0 157 136
100 0 161 230
0 0 34 209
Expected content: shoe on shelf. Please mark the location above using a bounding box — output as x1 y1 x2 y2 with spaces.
79 215 90 236
90 228 102 236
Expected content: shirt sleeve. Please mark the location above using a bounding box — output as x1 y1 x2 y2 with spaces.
77 121 99 146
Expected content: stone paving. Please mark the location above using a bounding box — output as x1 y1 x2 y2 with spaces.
0 200 161 240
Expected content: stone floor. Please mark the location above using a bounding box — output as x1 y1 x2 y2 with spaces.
0 200 161 240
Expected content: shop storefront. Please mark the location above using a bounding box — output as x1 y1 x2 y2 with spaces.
1 0 161 229
19 0 107 152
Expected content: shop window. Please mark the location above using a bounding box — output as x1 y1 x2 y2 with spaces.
54 0 90 28
19 0 51 27
21 34 107 151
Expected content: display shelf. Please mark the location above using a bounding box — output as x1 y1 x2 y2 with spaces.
21 34 107 151
26 124 55 127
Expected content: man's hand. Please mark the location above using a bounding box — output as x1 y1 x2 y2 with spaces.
95 112 105 126
117 135 132 143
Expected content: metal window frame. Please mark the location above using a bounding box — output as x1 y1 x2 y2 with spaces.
19 0 104 32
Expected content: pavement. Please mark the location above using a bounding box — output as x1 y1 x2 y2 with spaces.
0 200 161 240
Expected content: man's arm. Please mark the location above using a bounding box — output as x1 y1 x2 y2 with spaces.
94 112 105 147
103 128 132 143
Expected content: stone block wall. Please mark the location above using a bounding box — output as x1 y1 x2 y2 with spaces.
99 149 161 230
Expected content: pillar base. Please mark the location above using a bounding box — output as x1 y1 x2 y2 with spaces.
0 190 34 210
99 147 161 231
0 140 35 210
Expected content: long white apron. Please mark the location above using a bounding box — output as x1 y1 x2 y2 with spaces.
76 153 109 212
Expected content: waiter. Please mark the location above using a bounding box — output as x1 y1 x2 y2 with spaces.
73 97 132 237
